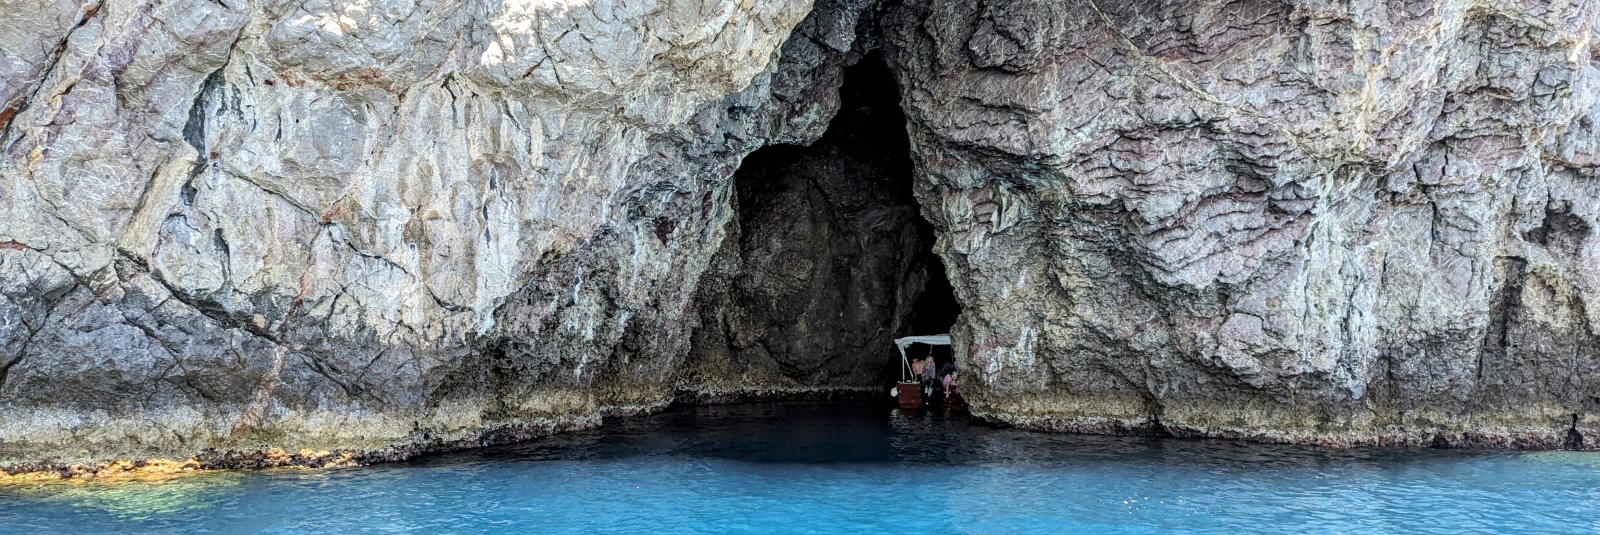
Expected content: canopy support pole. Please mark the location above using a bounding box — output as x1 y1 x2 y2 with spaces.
899 345 910 382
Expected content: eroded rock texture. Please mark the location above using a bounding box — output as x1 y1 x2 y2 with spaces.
882 0 1600 447
2 0 1599 469
0 0 872 466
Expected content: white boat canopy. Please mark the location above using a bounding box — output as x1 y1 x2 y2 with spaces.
895 334 951 381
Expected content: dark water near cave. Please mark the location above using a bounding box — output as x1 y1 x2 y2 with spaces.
2 402 1598 534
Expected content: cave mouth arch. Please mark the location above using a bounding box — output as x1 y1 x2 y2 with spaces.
684 52 960 394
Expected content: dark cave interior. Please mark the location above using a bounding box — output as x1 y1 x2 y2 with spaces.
707 52 960 387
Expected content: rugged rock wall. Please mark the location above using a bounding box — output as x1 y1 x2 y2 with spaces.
883 0 1600 447
3 0 1599 469
0 0 874 467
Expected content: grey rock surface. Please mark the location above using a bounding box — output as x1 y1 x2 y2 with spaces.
0 0 830 466
2 0 1599 469
882 0 1600 447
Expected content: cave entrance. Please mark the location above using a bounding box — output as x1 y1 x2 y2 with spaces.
686 52 960 396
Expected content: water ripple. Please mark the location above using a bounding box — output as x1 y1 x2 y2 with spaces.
3 402 1597 534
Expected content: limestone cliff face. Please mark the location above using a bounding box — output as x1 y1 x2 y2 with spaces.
882 0 1600 448
0 0 849 466
2 0 1598 469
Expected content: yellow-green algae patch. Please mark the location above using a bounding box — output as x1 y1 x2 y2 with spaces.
0 449 358 484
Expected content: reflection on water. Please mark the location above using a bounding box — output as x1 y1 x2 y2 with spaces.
2 402 1598 534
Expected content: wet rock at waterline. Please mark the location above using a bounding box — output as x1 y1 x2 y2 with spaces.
2 0 1598 470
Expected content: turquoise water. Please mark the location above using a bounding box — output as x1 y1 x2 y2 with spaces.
2 402 1597 534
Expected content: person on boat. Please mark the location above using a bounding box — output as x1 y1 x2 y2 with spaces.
921 355 938 397
910 355 928 379
940 362 957 393
939 362 967 411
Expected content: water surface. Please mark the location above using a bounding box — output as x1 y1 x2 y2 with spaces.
2 402 1597 534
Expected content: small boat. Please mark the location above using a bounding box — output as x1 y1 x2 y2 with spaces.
893 380 924 409
945 391 968 412
891 334 950 410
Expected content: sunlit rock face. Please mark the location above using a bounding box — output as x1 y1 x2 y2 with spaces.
3 0 1599 469
0 0 846 465
881 0 1600 447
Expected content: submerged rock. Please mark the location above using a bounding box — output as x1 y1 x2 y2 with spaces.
1 0 1597 469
